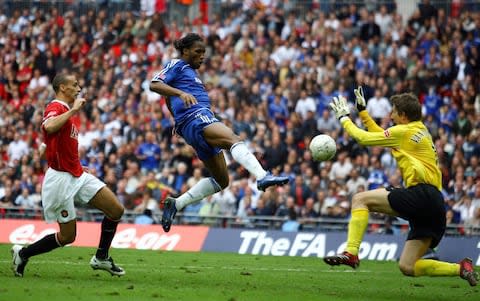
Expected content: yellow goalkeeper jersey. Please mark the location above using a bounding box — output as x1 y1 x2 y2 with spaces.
341 111 442 190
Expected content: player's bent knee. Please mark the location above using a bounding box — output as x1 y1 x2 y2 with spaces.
215 177 229 189
351 193 366 208
398 262 415 276
109 204 124 221
58 232 76 245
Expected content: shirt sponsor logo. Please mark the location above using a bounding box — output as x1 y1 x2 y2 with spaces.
70 125 78 139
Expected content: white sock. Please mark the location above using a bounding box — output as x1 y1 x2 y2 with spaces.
175 178 222 210
230 142 268 179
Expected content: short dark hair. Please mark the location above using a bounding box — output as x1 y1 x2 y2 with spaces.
173 33 203 55
51 74 70 93
390 93 422 121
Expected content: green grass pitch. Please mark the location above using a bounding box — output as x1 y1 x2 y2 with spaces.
0 244 478 301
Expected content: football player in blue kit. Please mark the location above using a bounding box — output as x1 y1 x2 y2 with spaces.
150 33 289 232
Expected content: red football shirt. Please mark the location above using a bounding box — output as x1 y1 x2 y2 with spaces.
42 100 83 177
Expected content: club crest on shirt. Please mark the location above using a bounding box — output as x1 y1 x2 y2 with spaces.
61 210 68 217
383 130 390 138
70 124 78 140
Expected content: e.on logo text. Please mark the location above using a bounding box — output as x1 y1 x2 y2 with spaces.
0 220 209 252
111 228 180 250
9 224 57 245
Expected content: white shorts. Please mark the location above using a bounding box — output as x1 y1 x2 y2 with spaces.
41 168 106 223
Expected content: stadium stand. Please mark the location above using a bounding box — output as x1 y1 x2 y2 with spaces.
0 0 479 236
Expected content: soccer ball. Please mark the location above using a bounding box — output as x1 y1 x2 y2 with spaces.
309 134 336 162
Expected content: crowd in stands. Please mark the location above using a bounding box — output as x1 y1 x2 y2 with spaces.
0 0 480 234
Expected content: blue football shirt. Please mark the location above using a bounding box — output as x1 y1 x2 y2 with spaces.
151 59 210 125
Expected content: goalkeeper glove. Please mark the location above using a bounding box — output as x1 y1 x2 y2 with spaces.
354 86 366 112
329 96 350 122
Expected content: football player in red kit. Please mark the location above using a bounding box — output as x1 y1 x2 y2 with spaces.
11 74 125 277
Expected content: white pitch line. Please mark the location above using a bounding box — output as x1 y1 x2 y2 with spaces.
0 259 373 273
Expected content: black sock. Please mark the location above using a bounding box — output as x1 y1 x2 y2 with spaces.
20 233 62 259
95 216 119 260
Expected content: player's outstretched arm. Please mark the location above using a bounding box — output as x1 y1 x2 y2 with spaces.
330 95 399 147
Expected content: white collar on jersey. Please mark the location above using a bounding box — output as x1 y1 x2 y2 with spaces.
51 99 70 109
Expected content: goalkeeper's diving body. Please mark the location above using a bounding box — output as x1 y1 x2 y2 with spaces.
325 87 478 286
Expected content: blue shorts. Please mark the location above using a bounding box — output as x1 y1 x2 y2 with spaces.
177 110 222 161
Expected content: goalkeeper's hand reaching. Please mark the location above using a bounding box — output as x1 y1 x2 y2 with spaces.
354 86 366 112
329 96 350 123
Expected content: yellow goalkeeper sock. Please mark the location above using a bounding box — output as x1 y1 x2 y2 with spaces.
345 208 369 256
414 259 459 277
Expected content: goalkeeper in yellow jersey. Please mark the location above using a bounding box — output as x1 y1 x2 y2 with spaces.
325 87 478 286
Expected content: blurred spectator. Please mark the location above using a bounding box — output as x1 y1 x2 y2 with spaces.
263 132 288 170
446 208 460 225
367 157 389 190
134 209 156 225
316 108 339 134
374 5 392 36
136 131 161 173
329 151 353 184
452 110 472 137
14 187 35 208
0 186 14 207
366 89 392 123
236 188 255 224
172 161 189 196
282 208 301 232
124 161 142 195
28 183 42 208
133 189 159 214
182 201 203 224
453 195 477 223
418 0 437 22
211 183 237 217
7 133 29 165
300 197 319 219
321 188 340 217
359 14 381 42
464 207 480 234
345 168 367 196
254 191 275 216
295 90 316 120
199 196 221 225
289 174 311 208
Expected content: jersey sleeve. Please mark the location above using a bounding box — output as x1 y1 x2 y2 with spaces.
151 59 181 84
341 118 404 148
358 110 383 132
42 103 62 128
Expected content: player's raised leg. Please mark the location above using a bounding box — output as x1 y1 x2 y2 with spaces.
204 123 289 191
